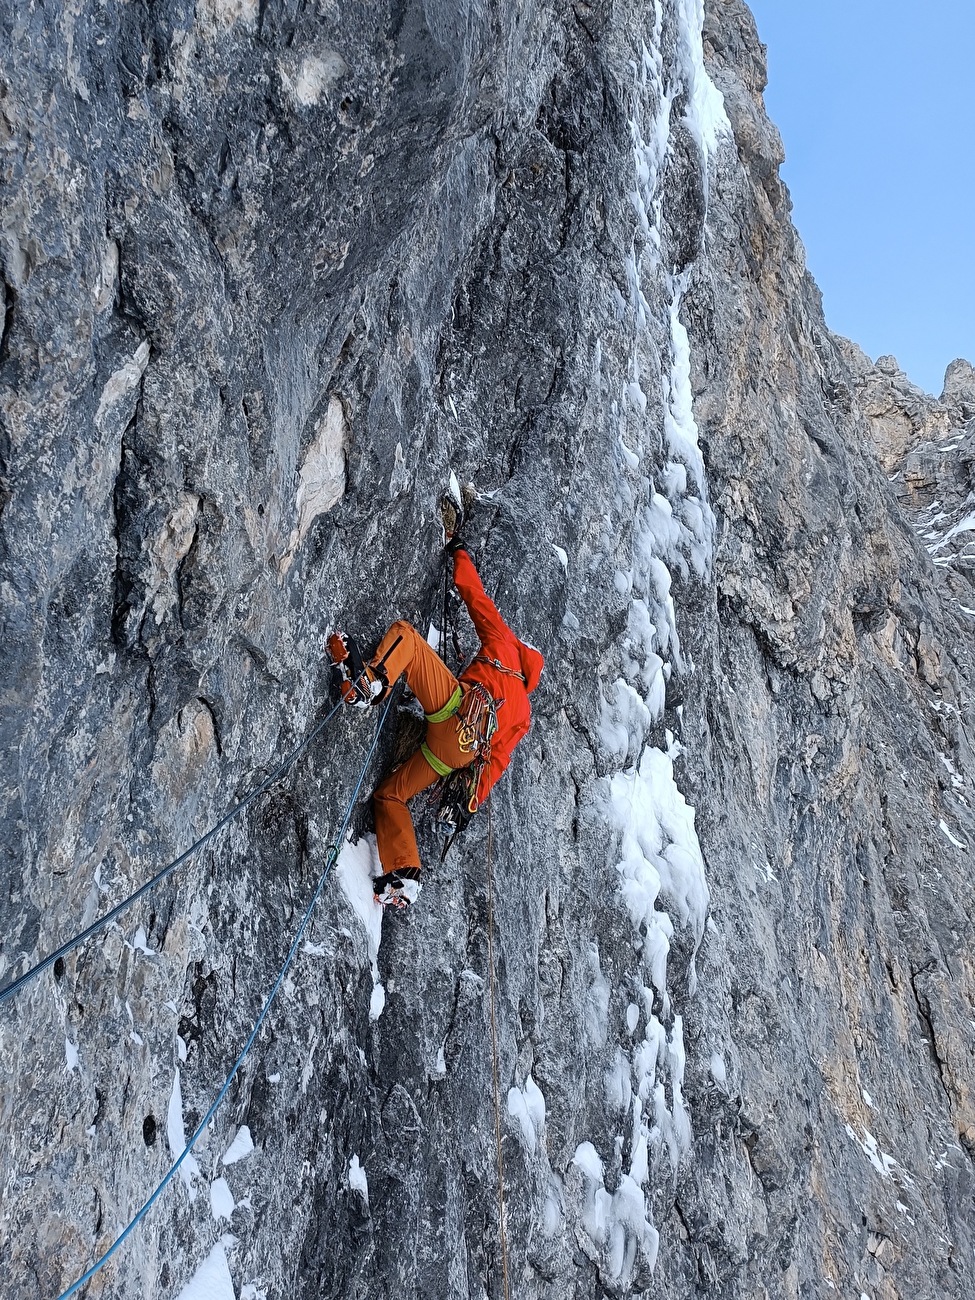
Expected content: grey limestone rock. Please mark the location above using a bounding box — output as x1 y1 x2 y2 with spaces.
1 1 973 1299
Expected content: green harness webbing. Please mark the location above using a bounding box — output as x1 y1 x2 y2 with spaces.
421 684 464 776
420 743 454 777
425 684 463 724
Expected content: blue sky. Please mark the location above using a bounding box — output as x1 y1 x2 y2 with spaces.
745 1 975 395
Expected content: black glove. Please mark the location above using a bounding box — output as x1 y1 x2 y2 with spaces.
445 534 466 554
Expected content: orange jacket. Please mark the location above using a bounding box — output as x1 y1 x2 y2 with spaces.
453 548 544 805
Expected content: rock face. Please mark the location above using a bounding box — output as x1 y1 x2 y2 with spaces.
1 2 973 1299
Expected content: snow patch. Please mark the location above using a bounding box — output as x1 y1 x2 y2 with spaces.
167 1070 201 1197
221 1125 255 1166
506 1075 546 1155
603 746 709 961
573 0 720 1270
572 1141 605 1183
210 1177 235 1221
131 925 156 955
572 1141 659 1282
709 1052 727 1087
65 1039 79 1073
845 1125 898 1179
336 832 386 1019
349 1154 369 1206
369 983 386 1022
938 819 968 850
175 1241 236 1300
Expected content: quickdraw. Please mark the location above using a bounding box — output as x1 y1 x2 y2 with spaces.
433 684 499 851
456 681 499 759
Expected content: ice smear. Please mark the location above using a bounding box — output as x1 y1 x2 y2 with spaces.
542 1178 564 1236
349 1153 369 1206
336 832 386 1018
586 947 611 1047
210 1177 235 1221
167 1070 200 1197
174 1241 235 1300
65 1039 79 1072
221 1125 254 1166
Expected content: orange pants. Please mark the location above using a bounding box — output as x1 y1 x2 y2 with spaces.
371 621 473 873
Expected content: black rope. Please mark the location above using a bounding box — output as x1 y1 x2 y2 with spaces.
0 699 344 1007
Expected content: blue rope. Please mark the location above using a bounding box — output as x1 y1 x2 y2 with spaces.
56 688 397 1300
0 700 344 1008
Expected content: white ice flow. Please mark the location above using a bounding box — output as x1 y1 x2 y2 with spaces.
575 0 727 1283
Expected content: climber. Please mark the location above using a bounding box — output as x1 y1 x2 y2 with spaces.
327 532 543 910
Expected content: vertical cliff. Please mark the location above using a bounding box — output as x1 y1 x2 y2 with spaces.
1 1 972 1298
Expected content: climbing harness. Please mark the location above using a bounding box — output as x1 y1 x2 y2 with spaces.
485 799 512 1300
54 686 399 1300
0 698 346 1009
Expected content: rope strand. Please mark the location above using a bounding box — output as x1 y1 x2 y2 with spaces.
485 800 512 1300
0 700 344 1007
55 687 398 1300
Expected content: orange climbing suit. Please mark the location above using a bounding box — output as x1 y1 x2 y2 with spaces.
371 549 544 875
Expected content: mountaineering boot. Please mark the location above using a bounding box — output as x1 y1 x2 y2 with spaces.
326 631 387 708
373 867 422 910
